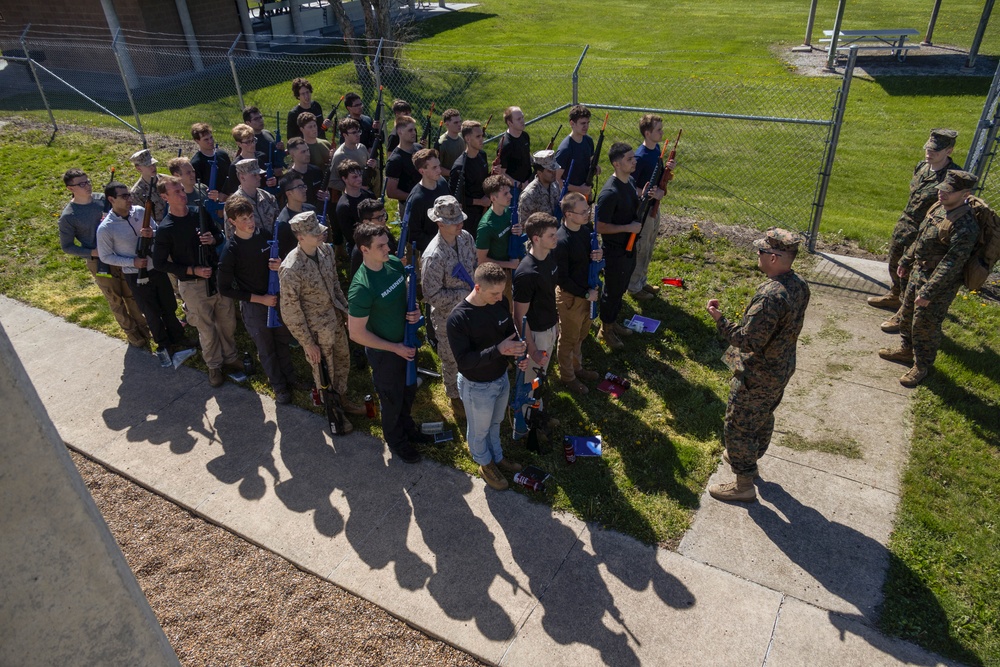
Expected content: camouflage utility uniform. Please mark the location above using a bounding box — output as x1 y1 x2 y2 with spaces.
279 242 352 395
887 157 960 296
420 229 478 399
717 270 810 477
897 201 978 369
130 176 167 222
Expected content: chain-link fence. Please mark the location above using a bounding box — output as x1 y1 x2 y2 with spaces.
966 59 1000 206
1 27 855 240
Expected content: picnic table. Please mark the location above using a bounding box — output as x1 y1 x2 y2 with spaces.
820 28 920 62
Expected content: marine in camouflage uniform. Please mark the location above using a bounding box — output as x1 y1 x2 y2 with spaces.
869 129 960 327
279 211 365 418
420 196 478 405
129 149 168 222
519 150 563 222
879 170 979 388
707 228 810 502
227 158 280 239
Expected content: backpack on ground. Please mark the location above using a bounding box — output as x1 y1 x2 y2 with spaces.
960 195 1000 290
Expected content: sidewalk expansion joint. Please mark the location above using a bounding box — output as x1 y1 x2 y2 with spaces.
761 594 785 667
761 451 903 497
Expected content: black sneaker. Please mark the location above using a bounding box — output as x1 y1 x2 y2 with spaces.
391 441 421 464
408 430 435 445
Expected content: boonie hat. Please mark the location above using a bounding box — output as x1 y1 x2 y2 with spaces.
235 158 266 175
288 210 328 236
129 149 158 167
532 149 559 171
428 195 467 226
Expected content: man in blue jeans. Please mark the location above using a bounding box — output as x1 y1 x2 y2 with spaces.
447 263 528 490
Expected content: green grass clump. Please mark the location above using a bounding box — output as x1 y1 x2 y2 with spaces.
780 431 863 459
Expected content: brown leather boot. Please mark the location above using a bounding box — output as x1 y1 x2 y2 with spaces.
722 450 761 479
601 324 624 351
480 462 509 490
899 365 928 388
880 313 902 334
708 475 757 502
878 345 914 365
867 291 901 310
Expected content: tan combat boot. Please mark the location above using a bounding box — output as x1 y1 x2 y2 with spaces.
708 475 757 502
601 324 624 351
878 345 914 365
880 313 902 334
867 291 901 310
899 365 928 388
480 462 509 490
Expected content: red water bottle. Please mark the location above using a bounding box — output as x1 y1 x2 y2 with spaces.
563 436 576 464
662 277 686 289
604 373 631 390
364 394 377 418
514 472 545 492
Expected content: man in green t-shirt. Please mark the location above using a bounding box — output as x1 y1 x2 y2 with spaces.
476 174 522 308
348 222 428 463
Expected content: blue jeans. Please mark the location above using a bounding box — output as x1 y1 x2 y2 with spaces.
458 372 510 466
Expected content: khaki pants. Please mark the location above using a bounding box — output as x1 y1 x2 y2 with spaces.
556 287 592 382
86 258 149 345
628 210 659 293
177 280 237 369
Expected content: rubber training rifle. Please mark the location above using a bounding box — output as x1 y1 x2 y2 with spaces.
420 102 435 147
403 242 424 387
552 158 575 222
651 128 681 218
266 236 282 328
323 95 345 133
319 357 347 436
628 140 667 253
432 120 444 152
273 112 286 169
363 86 385 193
396 197 414 259
546 124 562 151
264 141 279 198
506 180 526 260
492 133 506 173
482 113 494 136
203 143 225 223
135 175 155 286
451 262 475 289
196 180 218 297
510 315 532 437
587 208 605 320
584 113 609 203
317 165 333 228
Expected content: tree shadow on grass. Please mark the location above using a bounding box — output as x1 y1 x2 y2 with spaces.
935 335 1000 447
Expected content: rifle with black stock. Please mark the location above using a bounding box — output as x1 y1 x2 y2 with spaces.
319 357 348 436
588 215 605 319
432 120 444 152
363 86 385 193
506 181 526 260
552 159 575 222
546 124 562 151
203 143 225 223
396 197 414 259
420 102 436 147
317 165 333 228
651 128 681 218
323 95 345 133
196 180 218 297
482 113 493 136
264 141 279 198
584 113 610 203
403 242 424 387
273 112 286 169
135 175 155 285
627 141 667 254
492 134 506 173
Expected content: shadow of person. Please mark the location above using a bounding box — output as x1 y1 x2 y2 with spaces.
102 346 204 455
273 407 432 591
407 471 517 640
205 386 279 501
486 493 696 665
750 480 957 665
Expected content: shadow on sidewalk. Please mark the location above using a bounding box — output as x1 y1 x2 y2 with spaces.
750 480 967 665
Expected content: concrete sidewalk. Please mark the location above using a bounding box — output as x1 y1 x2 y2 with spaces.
0 253 958 666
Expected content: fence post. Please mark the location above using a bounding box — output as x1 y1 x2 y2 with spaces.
809 47 856 252
228 35 246 111
572 44 589 106
19 25 57 136
964 59 1000 180
965 0 996 69
921 0 943 46
825 0 847 70
793 0 820 51
111 29 147 149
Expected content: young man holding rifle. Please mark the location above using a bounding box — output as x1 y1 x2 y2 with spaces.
628 114 669 302
555 105 595 200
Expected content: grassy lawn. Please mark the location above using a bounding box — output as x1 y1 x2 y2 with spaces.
3 0 1000 662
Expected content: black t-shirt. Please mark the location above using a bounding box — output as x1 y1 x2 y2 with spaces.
286 101 326 141
405 178 451 252
555 135 594 186
274 203 315 259
385 146 421 198
386 127 400 154
500 131 532 185
447 297 516 383
596 176 639 248
554 223 593 298
336 188 376 249
152 209 224 280
513 252 559 331
355 114 376 148
284 164 326 211
217 228 274 301
450 151 489 210
191 150 232 192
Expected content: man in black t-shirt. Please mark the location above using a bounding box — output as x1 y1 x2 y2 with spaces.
406 149 452 252
274 172 316 259
512 212 560 438
344 91 379 148
499 106 532 189
286 77 326 141
595 142 643 351
384 115 421 205
189 122 232 206
448 262 528 491
449 120 491 234
335 160 376 256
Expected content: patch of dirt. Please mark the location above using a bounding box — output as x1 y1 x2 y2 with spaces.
772 42 998 79
70 450 481 667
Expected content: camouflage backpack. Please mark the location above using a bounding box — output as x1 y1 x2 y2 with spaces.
960 195 1000 290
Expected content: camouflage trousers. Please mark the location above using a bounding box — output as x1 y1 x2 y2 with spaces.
724 376 786 477
898 267 962 368
430 307 459 399
308 319 351 397
887 218 919 296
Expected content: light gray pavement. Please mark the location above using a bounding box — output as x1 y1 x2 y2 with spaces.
0 252 961 666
